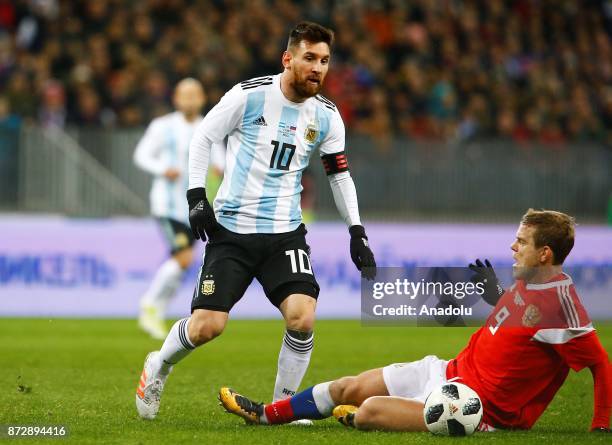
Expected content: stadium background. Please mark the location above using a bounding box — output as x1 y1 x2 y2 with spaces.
0 1 611 443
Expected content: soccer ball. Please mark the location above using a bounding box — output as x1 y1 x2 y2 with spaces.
423 382 483 436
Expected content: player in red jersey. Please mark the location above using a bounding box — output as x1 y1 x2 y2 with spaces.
218 209 611 433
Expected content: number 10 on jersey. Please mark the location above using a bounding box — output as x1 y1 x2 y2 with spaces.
285 249 313 275
270 140 296 170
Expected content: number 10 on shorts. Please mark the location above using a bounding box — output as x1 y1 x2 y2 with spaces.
285 249 313 275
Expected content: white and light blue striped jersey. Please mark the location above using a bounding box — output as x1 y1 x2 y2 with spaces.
188 74 345 234
134 111 225 225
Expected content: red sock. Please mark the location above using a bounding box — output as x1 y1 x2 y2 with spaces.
264 399 295 424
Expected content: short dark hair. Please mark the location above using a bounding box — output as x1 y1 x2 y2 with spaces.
520 208 576 265
287 21 334 51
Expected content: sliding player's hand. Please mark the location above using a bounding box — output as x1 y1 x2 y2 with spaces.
469 258 504 306
186 187 220 242
349 225 376 280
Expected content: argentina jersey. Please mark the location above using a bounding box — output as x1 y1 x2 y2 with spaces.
192 74 345 234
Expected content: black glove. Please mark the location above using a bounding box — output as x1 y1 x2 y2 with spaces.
186 187 221 242
469 258 504 306
349 225 376 280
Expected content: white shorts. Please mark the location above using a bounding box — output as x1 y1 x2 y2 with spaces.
382 355 449 403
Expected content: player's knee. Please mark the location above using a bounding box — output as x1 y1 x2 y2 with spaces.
330 376 360 405
284 309 315 332
188 313 226 346
190 320 225 345
353 397 381 431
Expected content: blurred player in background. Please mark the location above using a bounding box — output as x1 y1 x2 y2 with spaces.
135 22 377 420
133 78 224 339
219 209 611 433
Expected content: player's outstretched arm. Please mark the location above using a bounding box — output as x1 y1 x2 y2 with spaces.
553 329 611 432
589 359 612 432
319 105 376 279
468 258 504 306
325 167 376 279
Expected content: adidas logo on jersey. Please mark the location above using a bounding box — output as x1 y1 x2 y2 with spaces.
514 292 525 306
252 115 267 126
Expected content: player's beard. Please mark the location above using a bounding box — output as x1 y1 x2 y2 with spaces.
292 73 323 99
512 265 537 281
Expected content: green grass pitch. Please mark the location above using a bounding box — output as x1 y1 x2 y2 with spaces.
1 319 610 444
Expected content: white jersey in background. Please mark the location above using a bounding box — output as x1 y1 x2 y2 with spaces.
189 74 347 234
134 111 225 224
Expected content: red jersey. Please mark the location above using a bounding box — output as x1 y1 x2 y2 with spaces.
446 273 608 429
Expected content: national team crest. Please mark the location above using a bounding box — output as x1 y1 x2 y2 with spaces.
201 279 215 295
304 122 319 144
522 304 541 327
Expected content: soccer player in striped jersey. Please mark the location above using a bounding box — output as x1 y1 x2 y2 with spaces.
133 78 225 339
135 22 377 419
219 210 611 434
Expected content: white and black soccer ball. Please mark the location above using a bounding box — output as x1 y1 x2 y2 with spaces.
423 382 483 436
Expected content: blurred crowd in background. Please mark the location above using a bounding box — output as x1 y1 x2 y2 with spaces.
1 0 611 147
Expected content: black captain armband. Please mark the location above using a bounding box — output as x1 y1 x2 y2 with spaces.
321 151 349 175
